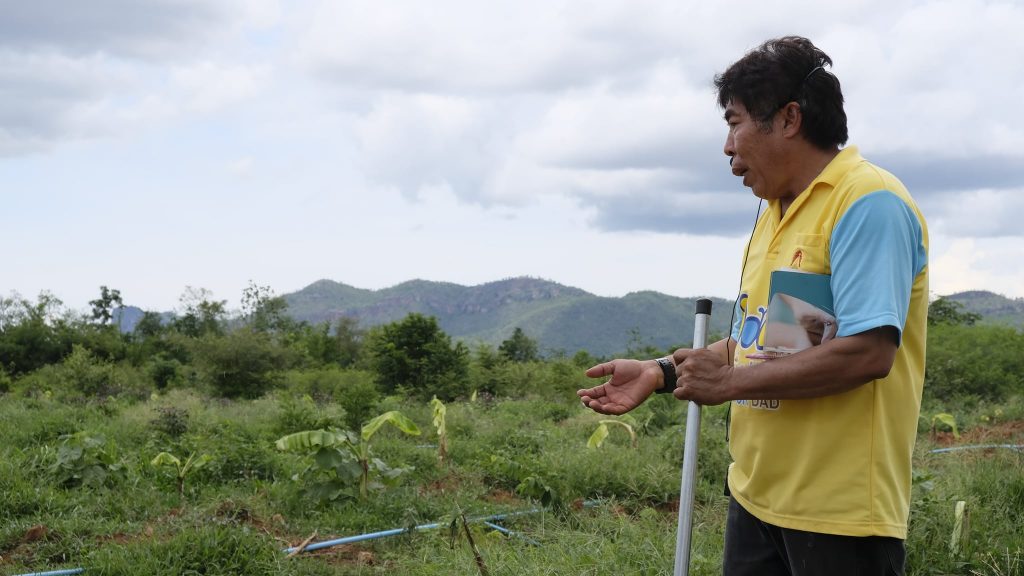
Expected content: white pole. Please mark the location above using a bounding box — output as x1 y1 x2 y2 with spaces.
673 298 712 576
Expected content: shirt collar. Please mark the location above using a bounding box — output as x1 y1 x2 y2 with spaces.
811 145 862 188
767 146 862 224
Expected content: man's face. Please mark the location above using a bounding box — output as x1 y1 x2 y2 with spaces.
723 100 786 200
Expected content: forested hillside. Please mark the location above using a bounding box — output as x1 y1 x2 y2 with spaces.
948 290 1024 328
108 278 1022 357
281 277 734 357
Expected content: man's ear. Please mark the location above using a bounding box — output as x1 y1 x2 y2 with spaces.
779 102 802 138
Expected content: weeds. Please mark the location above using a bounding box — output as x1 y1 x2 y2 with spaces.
1 380 1021 575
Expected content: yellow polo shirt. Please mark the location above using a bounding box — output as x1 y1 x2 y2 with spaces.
728 146 929 538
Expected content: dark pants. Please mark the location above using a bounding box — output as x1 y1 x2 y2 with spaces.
723 497 906 576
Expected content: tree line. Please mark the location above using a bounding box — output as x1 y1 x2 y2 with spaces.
0 284 554 402
1 285 1021 404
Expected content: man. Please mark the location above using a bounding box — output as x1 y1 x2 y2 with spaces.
577 36 928 576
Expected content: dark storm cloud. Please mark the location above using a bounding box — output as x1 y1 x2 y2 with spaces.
867 151 1024 237
0 0 233 155
590 189 758 236
0 0 226 59
580 149 1024 237
552 132 754 236
551 134 738 190
873 152 1024 195
0 54 111 156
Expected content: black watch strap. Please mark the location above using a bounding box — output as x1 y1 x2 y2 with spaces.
655 357 676 394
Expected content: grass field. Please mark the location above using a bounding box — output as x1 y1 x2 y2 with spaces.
2 387 1022 576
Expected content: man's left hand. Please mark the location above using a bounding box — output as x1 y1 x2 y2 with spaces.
670 348 734 406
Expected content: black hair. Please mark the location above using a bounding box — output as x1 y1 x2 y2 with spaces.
714 36 848 150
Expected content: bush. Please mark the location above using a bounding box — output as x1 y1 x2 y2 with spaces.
147 354 183 390
11 346 151 401
59 344 116 396
193 329 291 398
282 368 380 430
197 422 280 483
925 324 1024 401
274 393 342 435
366 314 469 401
47 431 125 488
150 406 190 438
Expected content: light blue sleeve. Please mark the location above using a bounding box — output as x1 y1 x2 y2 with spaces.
830 191 927 341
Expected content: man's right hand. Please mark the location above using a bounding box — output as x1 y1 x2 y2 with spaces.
577 359 663 415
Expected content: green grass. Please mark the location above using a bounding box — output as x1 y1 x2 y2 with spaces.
1 387 1022 576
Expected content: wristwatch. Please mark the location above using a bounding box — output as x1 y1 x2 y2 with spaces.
655 357 677 394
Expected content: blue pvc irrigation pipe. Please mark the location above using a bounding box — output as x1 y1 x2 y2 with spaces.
930 444 1024 454
285 521 442 553
11 565 84 569
281 505 560 554
482 521 541 546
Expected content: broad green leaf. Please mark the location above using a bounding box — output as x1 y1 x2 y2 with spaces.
336 459 362 482
57 446 84 465
306 479 350 503
80 465 108 488
587 423 609 449
431 397 447 436
189 453 212 471
362 411 421 441
314 447 348 471
151 452 181 468
275 429 343 452
932 413 960 439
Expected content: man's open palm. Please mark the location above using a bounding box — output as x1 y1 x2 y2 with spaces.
577 359 660 415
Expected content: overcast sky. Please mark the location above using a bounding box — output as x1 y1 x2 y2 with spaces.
3 0 1023 314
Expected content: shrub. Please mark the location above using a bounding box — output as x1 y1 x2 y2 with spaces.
198 422 280 483
147 353 183 390
365 314 470 401
274 393 341 435
150 406 190 438
282 367 380 430
925 324 1024 401
59 344 116 396
192 329 291 398
47 431 125 488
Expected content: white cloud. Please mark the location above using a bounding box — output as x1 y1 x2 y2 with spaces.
924 188 1024 238
930 236 1024 298
227 157 255 177
4 0 1024 312
353 93 499 200
840 0 1024 156
171 61 270 113
295 0 691 94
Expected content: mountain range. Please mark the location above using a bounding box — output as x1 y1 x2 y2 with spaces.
283 277 735 357
280 277 1024 357
116 277 1024 358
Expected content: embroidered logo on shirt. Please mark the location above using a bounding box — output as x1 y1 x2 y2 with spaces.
790 249 804 269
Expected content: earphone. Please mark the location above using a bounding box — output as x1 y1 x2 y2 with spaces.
726 197 765 368
723 196 764 442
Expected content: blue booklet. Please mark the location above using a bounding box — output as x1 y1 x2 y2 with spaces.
749 269 837 359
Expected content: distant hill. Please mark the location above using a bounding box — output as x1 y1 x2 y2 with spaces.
946 290 1024 329
284 277 734 357
114 280 1022 357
